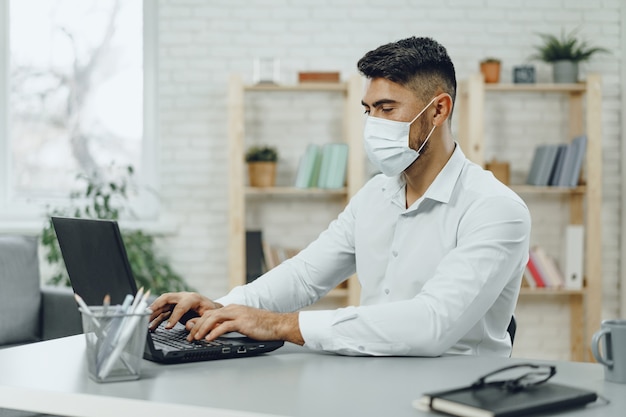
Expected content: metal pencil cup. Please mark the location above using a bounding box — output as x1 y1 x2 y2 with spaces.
80 306 150 383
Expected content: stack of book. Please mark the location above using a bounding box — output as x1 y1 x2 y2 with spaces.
294 143 349 189
526 135 587 187
524 246 564 289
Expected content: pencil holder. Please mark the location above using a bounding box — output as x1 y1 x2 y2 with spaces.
80 306 150 383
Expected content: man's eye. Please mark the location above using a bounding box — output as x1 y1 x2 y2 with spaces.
363 109 370 115
381 107 393 113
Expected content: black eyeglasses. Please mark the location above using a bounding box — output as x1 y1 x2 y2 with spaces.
470 363 556 393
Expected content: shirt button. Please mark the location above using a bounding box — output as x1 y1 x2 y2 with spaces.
358 345 365 351
392 250 398 257
384 288 390 295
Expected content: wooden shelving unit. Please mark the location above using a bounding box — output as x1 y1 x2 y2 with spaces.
457 73 603 361
227 74 364 307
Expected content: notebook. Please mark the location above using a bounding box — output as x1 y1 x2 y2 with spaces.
51 216 284 364
414 381 598 417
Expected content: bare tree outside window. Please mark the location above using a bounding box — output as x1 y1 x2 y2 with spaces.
9 0 142 198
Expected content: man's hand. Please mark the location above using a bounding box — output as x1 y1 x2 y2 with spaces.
149 292 223 331
186 304 304 346
149 292 304 346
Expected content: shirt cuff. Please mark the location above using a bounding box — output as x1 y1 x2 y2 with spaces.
215 286 247 307
298 310 337 351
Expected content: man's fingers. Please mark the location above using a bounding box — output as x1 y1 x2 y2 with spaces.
167 302 194 329
148 311 172 331
187 313 219 341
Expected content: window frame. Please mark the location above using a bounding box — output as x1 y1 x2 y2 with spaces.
0 0 159 231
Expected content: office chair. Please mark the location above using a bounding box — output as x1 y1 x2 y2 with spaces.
507 316 517 345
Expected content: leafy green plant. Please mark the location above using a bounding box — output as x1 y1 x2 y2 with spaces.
530 29 609 63
41 165 193 295
245 146 278 162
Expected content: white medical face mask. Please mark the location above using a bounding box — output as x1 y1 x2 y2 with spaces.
363 97 437 177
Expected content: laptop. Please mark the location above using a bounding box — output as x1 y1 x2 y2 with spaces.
51 216 284 364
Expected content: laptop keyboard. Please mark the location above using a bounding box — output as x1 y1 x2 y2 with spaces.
151 325 228 350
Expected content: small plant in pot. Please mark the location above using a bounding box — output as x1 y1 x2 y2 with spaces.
245 146 278 187
530 28 608 83
480 58 501 83
41 165 193 294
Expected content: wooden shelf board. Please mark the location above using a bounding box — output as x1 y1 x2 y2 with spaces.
245 186 348 196
327 287 349 298
519 287 585 296
509 185 586 195
484 83 587 93
244 82 348 92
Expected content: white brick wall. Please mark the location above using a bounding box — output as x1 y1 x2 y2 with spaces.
155 0 623 360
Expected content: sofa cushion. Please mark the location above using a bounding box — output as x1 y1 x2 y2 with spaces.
0 236 41 345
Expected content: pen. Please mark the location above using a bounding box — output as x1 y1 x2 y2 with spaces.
74 293 93 316
96 293 135 370
102 294 110 316
98 289 150 379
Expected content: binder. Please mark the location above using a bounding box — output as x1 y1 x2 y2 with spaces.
563 225 584 289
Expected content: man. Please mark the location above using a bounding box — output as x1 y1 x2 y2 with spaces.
150 37 531 357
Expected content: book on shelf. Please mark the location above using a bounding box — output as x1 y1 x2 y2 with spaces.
245 230 265 283
414 381 597 417
526 145 557 186
526 250 546 288
532 246 565 288
548 144 567 186
521 268 536 289
563 225 584 290
295 143 349 189
294 144 322 188
559 135 587 187
261 242 301 271
526 145 547 186
526 135 587 188
525 247 565 289
322 143 349 189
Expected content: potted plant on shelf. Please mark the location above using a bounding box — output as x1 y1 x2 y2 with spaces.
530 28 608 83
479 58 501 83
245 145 278 187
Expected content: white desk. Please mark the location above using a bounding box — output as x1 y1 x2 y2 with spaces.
0 335 624 417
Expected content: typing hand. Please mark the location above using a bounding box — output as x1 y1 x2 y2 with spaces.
148 292 223 331
185 304 304 346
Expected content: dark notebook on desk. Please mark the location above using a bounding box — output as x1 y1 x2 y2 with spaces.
414 381 597 417
51 216 283 364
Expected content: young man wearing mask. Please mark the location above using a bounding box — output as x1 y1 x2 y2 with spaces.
150 37 531 357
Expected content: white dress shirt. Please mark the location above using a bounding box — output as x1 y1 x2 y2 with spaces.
217 144 531 357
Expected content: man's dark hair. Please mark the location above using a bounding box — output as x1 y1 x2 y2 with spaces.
357 37 457 113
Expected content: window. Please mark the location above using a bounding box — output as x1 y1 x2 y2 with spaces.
0 0 156 221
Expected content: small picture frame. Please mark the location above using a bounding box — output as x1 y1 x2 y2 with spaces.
253 58 280 84
513 65 535 84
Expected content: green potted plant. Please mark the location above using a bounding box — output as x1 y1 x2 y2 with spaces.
479 58 501 83
245 146 278 187
41 165 193 294
530 28 608 83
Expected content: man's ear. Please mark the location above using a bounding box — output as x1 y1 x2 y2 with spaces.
432 93 453 127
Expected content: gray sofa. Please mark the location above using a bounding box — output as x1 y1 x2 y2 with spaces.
1 235 82 417
0 235 82 348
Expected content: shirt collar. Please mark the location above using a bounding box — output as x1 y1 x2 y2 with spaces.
422 143 465 204
380 143 466 206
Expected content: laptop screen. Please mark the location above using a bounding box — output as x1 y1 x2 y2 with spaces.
51 217 139 306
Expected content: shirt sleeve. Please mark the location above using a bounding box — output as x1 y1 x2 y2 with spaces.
299 195 531 357
216 191 361 312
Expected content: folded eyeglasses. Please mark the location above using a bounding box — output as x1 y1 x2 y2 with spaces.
471 363 556 392
470 363 556 393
